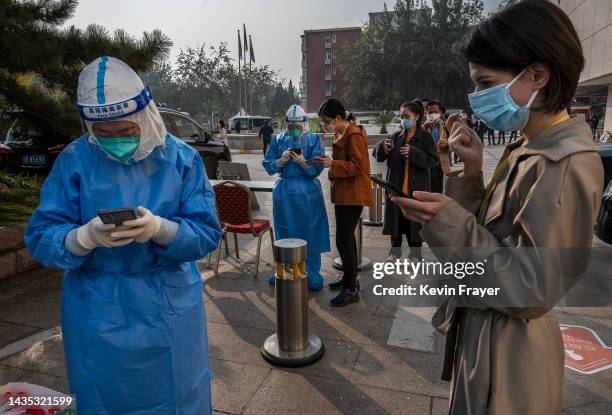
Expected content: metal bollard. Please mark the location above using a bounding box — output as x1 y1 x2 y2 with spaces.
363 173 384 226
261 238 325 367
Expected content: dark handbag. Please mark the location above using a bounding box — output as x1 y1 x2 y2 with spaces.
595 180 612 244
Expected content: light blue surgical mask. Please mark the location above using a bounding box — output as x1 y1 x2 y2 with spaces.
401 118 414 131
288 128 302 139
468 69 539 131
97 136 140 162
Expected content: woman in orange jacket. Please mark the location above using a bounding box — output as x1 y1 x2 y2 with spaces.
313 98 373 306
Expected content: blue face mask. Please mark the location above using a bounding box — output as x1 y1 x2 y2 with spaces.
400 118 414 131
468 69 538 131
288 128 302 139
97 136 140 162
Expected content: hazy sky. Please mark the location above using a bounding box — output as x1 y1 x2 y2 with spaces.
67 0 504 84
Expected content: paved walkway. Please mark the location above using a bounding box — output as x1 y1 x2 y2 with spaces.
0 143 610 414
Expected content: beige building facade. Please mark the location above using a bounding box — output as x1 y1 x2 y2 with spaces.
555 0 612 131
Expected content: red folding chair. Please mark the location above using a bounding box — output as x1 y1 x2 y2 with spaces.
213 181 274 276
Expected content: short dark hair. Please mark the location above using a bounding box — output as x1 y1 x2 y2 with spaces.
427 100 442 112
400 100 424 126
463 0 583 113
419 97 430 103
218 119 226 128
318 98 356 123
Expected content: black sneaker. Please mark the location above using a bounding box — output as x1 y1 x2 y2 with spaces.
329 278 360 291
330 288 360 307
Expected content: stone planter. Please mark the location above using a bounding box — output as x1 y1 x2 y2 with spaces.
0 223 40 281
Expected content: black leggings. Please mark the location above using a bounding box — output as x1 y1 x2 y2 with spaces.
335 205 363 290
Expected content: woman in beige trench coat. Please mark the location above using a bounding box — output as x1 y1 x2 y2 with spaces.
391 1 604 414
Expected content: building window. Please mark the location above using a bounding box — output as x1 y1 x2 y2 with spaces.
325 36 331 43
332 35 337 43
325 82 332 92
333 66 337 75
332 82 337 92
325 52 331 63
326 66 332 76
333 50 337 59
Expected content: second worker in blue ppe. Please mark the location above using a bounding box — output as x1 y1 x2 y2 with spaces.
262 105 330 291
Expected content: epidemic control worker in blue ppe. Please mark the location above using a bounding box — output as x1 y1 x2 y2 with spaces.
25 56 222 415
262 104 330 290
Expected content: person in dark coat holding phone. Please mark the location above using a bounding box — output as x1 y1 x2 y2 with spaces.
373 100 438 262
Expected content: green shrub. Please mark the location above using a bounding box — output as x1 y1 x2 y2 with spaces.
0 172 43 225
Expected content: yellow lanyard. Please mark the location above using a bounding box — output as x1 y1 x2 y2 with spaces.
477 156 510 223
477 113 570 223
334 123 350 144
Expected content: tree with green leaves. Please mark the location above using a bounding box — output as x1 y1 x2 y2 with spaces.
141 43 296 125
0 0 172 136
375 110 396 134
341 0 484 110
269 80 299 117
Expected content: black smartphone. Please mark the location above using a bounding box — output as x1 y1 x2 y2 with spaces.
371 176 409 198
291 148 302 155
98 208 139 225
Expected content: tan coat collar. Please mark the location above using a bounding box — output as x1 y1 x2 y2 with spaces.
507 114 596 161
483 115 595 226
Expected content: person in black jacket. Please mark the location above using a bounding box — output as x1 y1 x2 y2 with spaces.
373 100 438 262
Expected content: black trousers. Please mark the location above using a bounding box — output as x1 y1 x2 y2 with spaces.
335 205 363 290
430 164 444 194
487 129 495 145
497 131 505 145
262 140 270 156
391 213 423 259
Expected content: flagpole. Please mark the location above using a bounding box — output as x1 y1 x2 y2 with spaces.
249 34 253 115
243 23 248 116
237 29 242 113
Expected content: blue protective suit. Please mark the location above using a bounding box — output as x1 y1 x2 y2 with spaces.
262 131 330 290
25 134 222 415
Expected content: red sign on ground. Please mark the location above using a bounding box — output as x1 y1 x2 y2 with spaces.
560 324 611 375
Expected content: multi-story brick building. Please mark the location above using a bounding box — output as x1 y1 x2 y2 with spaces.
299 27 361 112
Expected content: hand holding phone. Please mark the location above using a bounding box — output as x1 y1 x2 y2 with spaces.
383 137 393 153
371 176 409 198
312 154 332 168
98 208 139 225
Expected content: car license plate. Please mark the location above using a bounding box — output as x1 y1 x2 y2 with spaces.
22 154 48 166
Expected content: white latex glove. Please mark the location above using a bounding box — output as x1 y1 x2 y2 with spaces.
290 151 309 169
276 149 292 167
110 206 162 244
76 217 134 250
